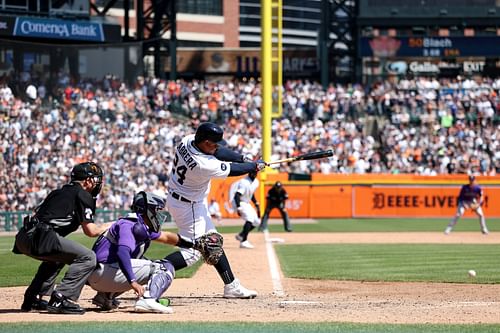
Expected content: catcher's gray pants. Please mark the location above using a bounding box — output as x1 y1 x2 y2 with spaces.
16 229 96 301
88 259 175 300
88 259 155 293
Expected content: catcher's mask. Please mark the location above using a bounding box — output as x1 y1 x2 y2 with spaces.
71 162 104 197
131 191 168 233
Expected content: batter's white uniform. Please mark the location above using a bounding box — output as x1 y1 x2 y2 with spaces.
229 176 260 226
167 134 231 265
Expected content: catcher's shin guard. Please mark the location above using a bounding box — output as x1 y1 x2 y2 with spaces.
146 260 175 299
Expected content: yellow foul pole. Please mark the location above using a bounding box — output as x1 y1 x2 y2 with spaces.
261 0 272 165
260 0 272 212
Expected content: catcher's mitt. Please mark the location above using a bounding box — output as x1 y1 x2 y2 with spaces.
194 232 224 265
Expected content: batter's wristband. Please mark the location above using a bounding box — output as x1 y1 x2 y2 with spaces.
176 234 194 249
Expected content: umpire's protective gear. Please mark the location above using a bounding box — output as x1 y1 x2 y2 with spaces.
71 161 104 197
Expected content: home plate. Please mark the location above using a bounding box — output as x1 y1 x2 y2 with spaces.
278 301 321 308
269 237 285 243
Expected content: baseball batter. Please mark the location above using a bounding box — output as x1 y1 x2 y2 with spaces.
230 170 260 249
444 175 489 235
88 191 186 313
164 122 265 298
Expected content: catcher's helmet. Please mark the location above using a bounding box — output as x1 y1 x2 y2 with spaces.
275 181 282 188
194 122 224 144
131 191 167 233
71 162 103 197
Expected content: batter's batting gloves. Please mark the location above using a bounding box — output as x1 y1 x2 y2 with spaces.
256 160 267 171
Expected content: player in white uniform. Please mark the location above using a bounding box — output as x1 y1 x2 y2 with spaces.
230 170 260 249
163 122 266 298
208 199 222 223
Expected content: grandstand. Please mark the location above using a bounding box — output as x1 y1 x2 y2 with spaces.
0 1 498 229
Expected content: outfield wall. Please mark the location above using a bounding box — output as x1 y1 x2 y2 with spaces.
209 174 500 218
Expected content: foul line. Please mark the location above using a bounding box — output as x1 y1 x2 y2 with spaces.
263 229 285 297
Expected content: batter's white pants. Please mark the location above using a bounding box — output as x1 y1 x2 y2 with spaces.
166 196 217 266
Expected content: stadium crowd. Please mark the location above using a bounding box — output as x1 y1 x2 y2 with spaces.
0 73 498 211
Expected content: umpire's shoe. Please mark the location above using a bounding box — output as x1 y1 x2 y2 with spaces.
21 295 48 312
47 291 85 315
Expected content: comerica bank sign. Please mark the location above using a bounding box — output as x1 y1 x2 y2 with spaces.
14 17 104 42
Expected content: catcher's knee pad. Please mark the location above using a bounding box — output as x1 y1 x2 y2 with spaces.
180 247 202 267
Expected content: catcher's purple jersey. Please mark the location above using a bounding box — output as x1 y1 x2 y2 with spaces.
93 213 161 264
458 184 482 203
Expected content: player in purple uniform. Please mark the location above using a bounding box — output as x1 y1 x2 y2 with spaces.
88 191 191 313
444 175 489 235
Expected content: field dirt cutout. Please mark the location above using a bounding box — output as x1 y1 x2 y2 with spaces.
2 230 500 324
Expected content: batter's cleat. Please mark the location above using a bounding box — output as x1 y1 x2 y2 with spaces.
235 234 243 242
47 291 85 315
21 295 48 312
223 278 257 299
444 227 452 235
482 228 489 235
92 292 119 311
134 298 174 314
239 240 254 249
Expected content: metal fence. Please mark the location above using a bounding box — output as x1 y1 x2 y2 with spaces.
0 209 168 232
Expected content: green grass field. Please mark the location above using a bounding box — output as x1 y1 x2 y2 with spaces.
2 322 500 333
2 217 500 332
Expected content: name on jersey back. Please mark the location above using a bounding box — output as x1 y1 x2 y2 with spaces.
177 143 198 170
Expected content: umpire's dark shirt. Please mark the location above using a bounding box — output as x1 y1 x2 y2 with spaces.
267 187 288 205
36 182 96 237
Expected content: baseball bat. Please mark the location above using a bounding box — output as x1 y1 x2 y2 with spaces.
267 150 334 165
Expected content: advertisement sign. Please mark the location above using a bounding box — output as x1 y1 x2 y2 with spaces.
165 48 318 76
353 186 500 218
363 57 495 77
14 17 104 42
210 176 500 218
360 36 500 58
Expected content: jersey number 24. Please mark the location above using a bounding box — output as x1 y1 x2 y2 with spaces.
172 153 188 185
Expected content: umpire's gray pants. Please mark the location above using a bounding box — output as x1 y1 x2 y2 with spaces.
87 259 154 293
16 230 96 301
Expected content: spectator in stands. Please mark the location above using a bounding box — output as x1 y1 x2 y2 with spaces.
0 74 498 221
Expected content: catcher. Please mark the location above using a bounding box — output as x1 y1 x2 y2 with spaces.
444 175 489 235
88 191 223 312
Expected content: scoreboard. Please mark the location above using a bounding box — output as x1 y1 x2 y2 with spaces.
359 0 500 18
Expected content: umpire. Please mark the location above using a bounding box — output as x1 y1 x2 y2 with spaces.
259 181 292 232
13 162 110 314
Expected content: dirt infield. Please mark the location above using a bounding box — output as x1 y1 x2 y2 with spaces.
2 231 500 324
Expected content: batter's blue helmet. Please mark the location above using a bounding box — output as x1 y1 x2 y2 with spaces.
194 122 224 144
